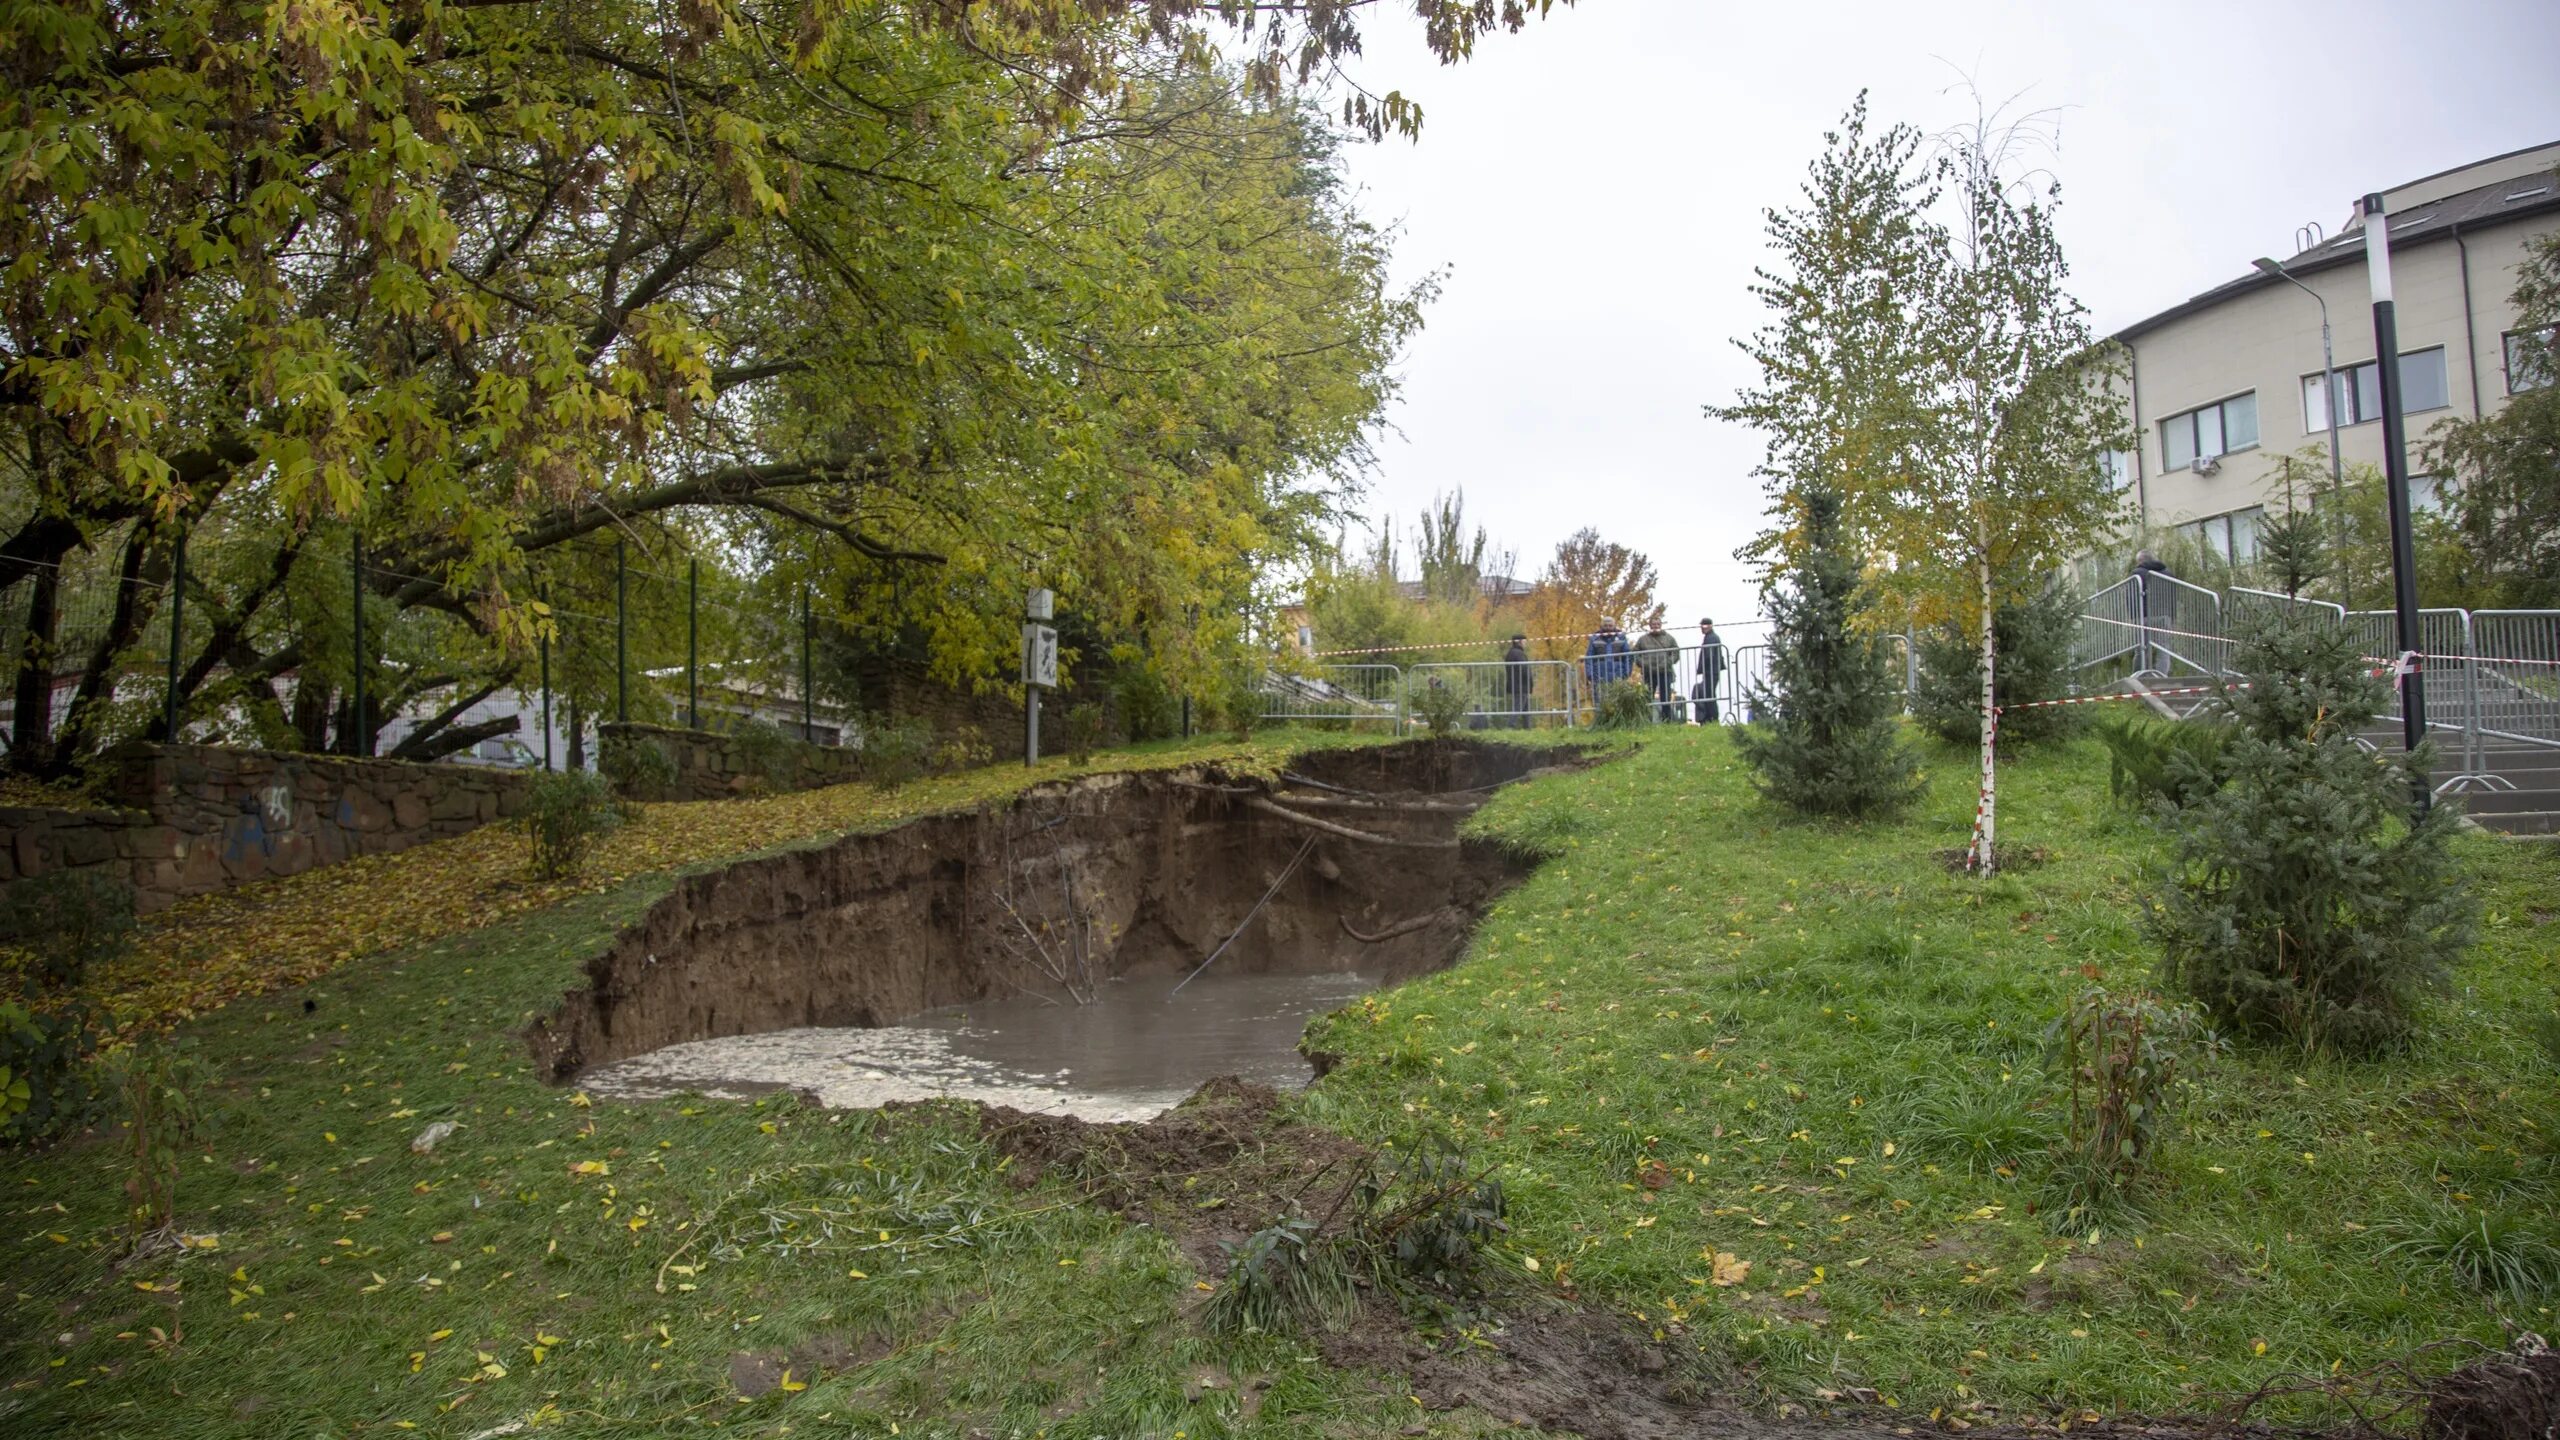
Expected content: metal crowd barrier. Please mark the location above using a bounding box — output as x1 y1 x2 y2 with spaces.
1405 658 1579 729
1261 663 1410 733
2074 575 2560 791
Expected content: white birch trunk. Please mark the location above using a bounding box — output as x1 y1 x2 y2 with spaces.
1974 547 1998 875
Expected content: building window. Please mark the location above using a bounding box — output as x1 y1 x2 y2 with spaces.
2102 449 2138 492
1296 623 1314 653
2508 327 2555 393
2410 474 2458 513
2161 392 2257 471
2301 346 2451 430
2174 506 2265 565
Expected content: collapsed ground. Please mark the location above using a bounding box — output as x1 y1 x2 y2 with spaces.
2 728 2555 1439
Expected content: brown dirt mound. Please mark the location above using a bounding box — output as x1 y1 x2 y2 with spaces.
2422 1339 2560 1440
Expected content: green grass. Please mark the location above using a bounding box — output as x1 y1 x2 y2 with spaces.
1300 726 2560 1423
3 723 2554 1436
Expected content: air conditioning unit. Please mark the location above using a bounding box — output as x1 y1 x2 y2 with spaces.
2191 455 2222 477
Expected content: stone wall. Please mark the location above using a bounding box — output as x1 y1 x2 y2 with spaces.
0 743 530 914
597 722 866 802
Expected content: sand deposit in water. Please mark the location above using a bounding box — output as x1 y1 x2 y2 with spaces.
578 969 1376 1122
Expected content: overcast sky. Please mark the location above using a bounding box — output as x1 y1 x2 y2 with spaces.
1322 0 2560 642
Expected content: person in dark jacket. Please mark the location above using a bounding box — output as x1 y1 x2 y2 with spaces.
1502 633 1534 728
1631 621 1680 721
2132 551 2173 672
1692 618 1726 724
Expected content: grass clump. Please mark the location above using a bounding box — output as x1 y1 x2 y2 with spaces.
2377 1204 2560 1301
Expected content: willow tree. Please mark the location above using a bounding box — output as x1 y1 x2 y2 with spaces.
1 1 1474 771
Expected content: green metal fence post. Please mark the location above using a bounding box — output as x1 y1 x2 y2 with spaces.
615 537 628 724
163 528 185 740
349 527 365 755
687 556 700 730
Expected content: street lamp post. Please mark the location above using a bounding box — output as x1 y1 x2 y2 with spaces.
2253 256 2349 607
2358 193 2429 811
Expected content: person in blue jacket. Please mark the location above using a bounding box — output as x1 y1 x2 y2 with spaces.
1581 621 1633 709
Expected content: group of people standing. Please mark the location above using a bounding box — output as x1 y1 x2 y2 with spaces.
1490 618 1727 725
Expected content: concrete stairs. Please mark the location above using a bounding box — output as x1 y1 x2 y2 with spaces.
2361 729 2560 836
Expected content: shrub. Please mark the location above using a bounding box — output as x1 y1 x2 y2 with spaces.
1112 666 1180 742
108 1041 206 1242
0 1000 104 1144
724 718 798 791
2151 607 2476 1054
931 733 992 773
1730 486 1922 818
859 717 933 788
1219 669 1267 741
1060 702 1105 766
523 769 620 879
1912 582 2086 748
0 869 138 992
1412 679 1470 737
600 735 680 801
2044 989 2218 1208
1589 677 1653 731
2094 712 2230 810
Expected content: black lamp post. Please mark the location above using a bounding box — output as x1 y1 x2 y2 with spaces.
2358 192 2429 811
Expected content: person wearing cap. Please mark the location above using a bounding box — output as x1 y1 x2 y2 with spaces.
1501 632 1534 728
1692 618 1726 724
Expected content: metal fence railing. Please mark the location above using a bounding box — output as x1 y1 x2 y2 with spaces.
1261 663 1411 732
2074 575 2560 792
1405 659 1578 729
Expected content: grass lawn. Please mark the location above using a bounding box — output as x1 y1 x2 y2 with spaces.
3 723 2554 1437
1304 726 2560 1423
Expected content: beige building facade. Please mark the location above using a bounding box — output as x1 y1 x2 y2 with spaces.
2114 141 2559 563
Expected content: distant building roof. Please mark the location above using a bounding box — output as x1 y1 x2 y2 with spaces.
1392 574 1539 602
2114 144 2560 344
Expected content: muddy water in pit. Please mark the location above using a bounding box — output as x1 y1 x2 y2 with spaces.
577 968 1377 1123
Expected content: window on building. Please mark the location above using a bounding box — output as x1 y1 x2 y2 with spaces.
2174 506 2265 566
2161 392 2257 471
2301 346 2451 429
1296 623 1315 653
2508 327 2556 393
2102 449 2137 492
2410 474 2458 513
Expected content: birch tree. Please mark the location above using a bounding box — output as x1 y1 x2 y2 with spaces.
1882 104 2127 874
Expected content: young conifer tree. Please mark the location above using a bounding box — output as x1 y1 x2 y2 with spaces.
1733 487 1923 818
2152 508 2476 1053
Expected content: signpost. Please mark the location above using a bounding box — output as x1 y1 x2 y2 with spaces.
1023 587 1057 765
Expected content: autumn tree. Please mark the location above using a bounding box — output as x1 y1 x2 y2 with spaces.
0 3 1505 772
1517 529 1662 659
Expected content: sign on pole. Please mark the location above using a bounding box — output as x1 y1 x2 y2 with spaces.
1022 622 1058 689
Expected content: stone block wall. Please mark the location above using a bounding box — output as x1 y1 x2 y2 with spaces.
598 722 867 802
0 743 530 914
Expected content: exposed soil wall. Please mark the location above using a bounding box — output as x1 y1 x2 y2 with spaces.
527 739 1574 1082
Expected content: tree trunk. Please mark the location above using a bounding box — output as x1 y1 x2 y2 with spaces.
565 695 586 770
5 557 64 772
46 523 166 774
1972 548 1998 875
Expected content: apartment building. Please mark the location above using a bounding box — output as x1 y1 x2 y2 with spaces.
2113 141 2560 563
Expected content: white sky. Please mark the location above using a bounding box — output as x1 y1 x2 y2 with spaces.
1324 0 2560 640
